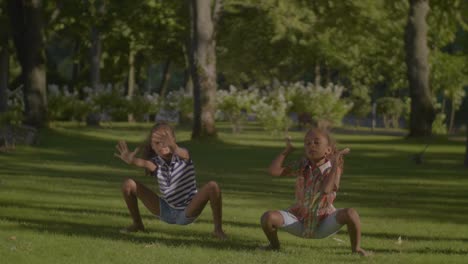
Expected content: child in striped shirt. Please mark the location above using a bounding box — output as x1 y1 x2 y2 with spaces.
260 128 368 256
114 122 226 239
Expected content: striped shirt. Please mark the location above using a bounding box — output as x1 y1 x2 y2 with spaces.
151 154 197 209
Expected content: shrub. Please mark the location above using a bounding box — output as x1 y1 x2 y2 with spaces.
286 82 352 129
432 113 447 135
216 85 258 133
164 88 193 122
252 86 292 135
376 97 404 128
0 88 24 126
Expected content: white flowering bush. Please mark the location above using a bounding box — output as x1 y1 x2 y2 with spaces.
164 88 193 122
216 85 258 133
83 84 127 121
252 86 292 134
285 82 352 129
127 93 160 122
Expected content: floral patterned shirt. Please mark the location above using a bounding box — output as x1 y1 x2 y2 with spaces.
285 158 338 237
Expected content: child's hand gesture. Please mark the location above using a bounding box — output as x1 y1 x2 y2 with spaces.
114 141 139 164
327 148 350 164
152 129 177 150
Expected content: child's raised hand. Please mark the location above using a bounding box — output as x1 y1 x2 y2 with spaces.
152 129 177 150
328 147 350 161
114 141 139 164
338 148 350 155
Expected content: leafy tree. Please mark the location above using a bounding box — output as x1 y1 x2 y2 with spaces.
431 51 468 132
8 0 48 128
105 0 184 121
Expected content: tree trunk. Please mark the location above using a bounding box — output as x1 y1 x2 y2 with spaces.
189 0 222 139
87 25 102 126
183 43 193 94
188 0 201 134
86 0 105 126
405 0 435 137
465 116 468 167
314 63 321 87
0 34 8 113
158 58 171 98
8 0 47 128
70 39 81 93
90 26 101 89
448 99 456 134
127 46 135 122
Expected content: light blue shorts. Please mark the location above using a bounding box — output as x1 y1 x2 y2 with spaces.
156 198 196 225
279 209 343 239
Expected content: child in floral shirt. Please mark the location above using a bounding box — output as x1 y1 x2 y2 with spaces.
260 128 369 256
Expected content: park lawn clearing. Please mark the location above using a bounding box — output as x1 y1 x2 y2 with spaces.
1 122 467 264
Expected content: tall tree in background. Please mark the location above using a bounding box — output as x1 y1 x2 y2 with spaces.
89 0 105 89
465 115 468 167
189 0 222 139
0 3 9 113
405 0 435 137
0 35 7 113
8 0 47 128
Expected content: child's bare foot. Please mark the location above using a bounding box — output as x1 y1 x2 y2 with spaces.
212 230 227 240
257 244 280 251
354 248 371 256
120 223 145 233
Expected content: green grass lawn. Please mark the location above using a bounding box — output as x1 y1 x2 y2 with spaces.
1 122 467 263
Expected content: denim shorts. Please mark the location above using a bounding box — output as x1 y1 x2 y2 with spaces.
156 198 196 225
279 209 343 239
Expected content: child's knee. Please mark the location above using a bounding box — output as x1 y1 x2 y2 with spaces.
338 208 359 223
345 208 359 219
206 181 220 193
121 178 136 193
261 211 281 225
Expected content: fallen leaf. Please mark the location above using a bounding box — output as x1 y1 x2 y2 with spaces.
333 237 345 244
396 236 402 245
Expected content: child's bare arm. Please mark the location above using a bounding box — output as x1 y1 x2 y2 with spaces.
114 141 157 172
322 148 349 193
172 146 190 161
268 136 295 176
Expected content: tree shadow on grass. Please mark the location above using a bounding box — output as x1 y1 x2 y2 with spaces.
0 201 133 219
1 216 259 251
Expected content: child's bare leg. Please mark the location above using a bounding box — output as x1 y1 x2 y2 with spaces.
121 178 160 232
260 211 284 250
185 181 226 239
336 208 369 256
